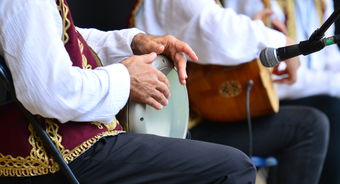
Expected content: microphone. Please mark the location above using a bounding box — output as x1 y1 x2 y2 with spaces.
260 35 340 67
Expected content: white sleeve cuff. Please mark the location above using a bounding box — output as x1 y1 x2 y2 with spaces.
76 63 131 124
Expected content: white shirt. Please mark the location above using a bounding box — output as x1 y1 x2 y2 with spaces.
135 0 286 66
225 0 340 99
0 0 143 124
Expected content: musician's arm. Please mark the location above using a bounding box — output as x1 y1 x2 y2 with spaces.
0 0 130 124
76 27 143 65
136 0 286 65
121 34 199 109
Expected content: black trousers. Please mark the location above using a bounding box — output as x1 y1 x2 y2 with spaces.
190 106 329 184
0 133 256 184
281 95 340 184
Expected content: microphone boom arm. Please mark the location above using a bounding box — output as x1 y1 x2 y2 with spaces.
309 7 340 41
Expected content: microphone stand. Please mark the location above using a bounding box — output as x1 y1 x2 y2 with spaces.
289 8 340 59
309 7 340 41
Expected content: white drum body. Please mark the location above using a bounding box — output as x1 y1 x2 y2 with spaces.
118 55 189 139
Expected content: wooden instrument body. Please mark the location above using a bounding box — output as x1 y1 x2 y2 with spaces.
187 59 279 122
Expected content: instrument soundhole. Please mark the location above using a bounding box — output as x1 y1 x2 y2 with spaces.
218 80 242 98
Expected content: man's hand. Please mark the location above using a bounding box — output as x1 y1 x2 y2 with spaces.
122 53 170 110
253 8 288 35
131 33 198 85
252 8 273 24
272 37 300 85
253 10 298 85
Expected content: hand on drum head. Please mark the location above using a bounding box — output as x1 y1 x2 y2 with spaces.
122 53 170 110
131 33 198 85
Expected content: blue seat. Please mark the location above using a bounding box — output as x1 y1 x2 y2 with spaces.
251 156 278 168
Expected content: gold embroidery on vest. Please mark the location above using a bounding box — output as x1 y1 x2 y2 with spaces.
78 39 92 69
104 119 119 131
43 119 123 163
91 122 104 129
0 118 123 176
0 123 59 177
91 119 119 130
56 0 71 44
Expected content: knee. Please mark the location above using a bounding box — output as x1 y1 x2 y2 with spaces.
307 107 329 135
302 107 330 146
216 146 256 182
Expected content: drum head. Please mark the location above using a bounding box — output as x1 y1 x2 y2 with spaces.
121 56 189 139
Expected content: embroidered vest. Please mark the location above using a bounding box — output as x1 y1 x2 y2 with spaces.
0 0 124 177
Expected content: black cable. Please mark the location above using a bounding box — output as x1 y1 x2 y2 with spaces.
245 80 254 157
0 57 80 184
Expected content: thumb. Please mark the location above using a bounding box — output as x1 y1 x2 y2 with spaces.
253 9 273 20
142 52 157 64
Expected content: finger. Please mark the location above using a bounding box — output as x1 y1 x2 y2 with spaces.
273 78 289 84
273 78 294 85
253 9 273 20
287 71 297 84
145 97 164 110
178 42 198 62
151 87 169 107
174 52 188 85
156 79 171 99
273 73 296 85
272 69 288 75
261 9 274 17
156 69 170 87
272 19 288 34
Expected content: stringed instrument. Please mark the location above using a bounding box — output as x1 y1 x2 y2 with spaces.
186 0 279 122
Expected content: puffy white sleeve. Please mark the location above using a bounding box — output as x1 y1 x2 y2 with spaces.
77 27 143 65
135 0 286 66
278 67 340 99
0 0 131 124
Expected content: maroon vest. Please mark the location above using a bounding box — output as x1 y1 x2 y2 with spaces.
0 0 123 177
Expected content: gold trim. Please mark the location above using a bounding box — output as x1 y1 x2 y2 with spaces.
78 39 92 69
56 0 71 44
0 119 123 176
0 123 58 177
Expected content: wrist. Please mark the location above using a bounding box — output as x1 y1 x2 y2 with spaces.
131 33 145 54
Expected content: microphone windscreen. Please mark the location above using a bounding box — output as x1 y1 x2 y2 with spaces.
259 48 279 67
